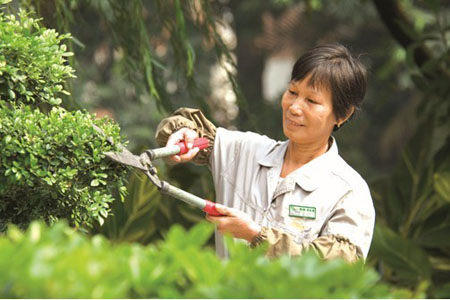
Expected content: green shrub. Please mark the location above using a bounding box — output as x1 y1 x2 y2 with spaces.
0 7 75 106
0 221 418 299
0 103 128 230
0 4 128 230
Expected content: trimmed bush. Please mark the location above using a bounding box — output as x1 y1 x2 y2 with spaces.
0 103 128 230
0 3 128 230
0 221 418 298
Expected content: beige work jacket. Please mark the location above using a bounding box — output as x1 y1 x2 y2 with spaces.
156 108 375 262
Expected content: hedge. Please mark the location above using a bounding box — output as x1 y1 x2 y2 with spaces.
0 221 419 298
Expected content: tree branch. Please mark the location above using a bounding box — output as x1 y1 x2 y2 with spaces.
372 0 429 66
372 0 445 79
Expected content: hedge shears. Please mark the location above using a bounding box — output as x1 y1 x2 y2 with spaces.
102 133 223 216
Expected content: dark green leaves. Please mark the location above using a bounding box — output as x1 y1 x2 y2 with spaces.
369 111 450 296
371 225 432 283
416 204 450 248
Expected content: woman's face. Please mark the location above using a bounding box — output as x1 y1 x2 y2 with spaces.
281 75 337 145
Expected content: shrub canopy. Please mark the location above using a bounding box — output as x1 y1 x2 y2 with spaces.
0 9 75 106
0 4 128 230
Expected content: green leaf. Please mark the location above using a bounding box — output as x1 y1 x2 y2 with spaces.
97 215 104 226
434 172 450 202
184 222 214 248
7 89 15 99
417 225 450 247
43 177 53 186
416 204 450 247
4 135 12 144
99 209 108 219
371 225 432 283
30 153 38 168
48 97 62 105
61 52 74 57
90 179 100 187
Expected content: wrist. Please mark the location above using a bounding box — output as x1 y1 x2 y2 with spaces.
249 225 266 247
245 223 261 243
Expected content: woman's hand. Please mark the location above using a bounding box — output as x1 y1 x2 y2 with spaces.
206 204 261 243
166 127 200 163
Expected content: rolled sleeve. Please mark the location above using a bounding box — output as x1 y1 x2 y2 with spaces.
251 226 360 262
155 107 217 165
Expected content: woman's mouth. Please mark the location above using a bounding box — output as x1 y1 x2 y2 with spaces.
286 119 304 127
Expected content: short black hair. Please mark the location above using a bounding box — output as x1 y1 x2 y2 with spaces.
291 44 367 130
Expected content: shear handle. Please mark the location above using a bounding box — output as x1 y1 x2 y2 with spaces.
158 181 225 216
176 138 209 155
202 201 222 216
148 137 209 160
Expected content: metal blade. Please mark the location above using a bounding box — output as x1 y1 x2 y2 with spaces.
104 149 148 171
93 125 147 170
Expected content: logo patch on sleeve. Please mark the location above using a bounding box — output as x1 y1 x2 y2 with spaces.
289 205 316 219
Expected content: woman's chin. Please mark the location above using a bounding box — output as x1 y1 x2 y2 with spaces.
283 127 306 141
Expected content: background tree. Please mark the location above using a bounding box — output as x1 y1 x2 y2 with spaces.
369 0 450 297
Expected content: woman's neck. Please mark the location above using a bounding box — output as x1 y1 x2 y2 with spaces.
281 138 330 177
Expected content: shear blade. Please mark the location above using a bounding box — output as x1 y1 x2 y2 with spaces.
104 150 148 171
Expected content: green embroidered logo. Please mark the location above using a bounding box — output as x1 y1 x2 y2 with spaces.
289 205 316 219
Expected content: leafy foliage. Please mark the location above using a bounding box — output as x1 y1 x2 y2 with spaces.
0 221 417 298
370 116 450 297
0 103 128 230
0 4 129 231
369 1 450 297
0 8 75 106
91 171 165 244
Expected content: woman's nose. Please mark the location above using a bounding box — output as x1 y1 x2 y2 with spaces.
288 98 304 116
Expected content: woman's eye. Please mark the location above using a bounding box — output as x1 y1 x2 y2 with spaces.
307 98 317 104
288 90 297 96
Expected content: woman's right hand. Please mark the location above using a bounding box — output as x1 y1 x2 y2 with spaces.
166 127 200 163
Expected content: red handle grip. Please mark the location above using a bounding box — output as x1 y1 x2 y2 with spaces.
202 200 223 216
176 137 209 155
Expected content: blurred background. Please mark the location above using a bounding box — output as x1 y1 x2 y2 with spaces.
8 0 450 296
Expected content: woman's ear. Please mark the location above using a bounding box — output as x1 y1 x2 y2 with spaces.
336 106 355 127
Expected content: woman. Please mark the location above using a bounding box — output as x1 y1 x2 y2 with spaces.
156 44 375 262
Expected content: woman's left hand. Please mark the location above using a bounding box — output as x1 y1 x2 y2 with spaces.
205 204 261 243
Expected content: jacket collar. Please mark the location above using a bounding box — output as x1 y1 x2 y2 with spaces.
257 137 339 192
